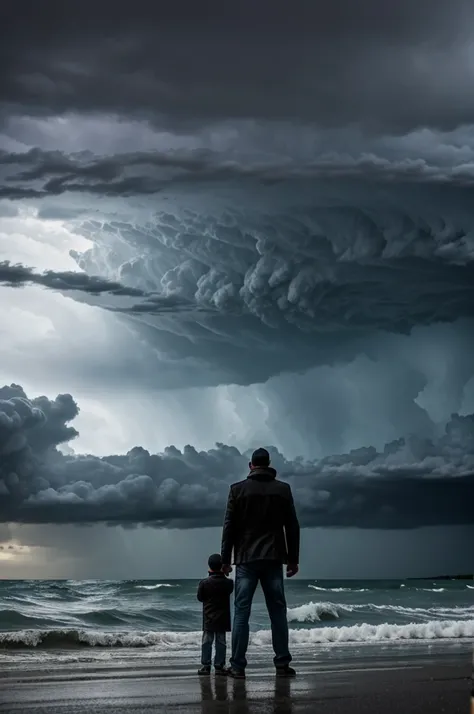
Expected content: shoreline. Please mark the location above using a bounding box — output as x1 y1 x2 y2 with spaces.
1 637 471 664
0 646 471 713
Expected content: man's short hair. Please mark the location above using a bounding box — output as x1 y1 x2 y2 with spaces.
251 447 270 467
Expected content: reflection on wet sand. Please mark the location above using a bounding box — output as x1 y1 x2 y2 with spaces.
199 675 294 713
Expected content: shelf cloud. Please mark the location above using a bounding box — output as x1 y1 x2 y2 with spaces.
1 384 473 530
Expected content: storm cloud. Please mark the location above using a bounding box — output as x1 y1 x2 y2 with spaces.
62 174 474 387
0 260 148 297
2 168 474 386
6 146 474 200
1 384 473 530
2 2 474 389
2 1 474 133
2 2 474 585
0 260 207 314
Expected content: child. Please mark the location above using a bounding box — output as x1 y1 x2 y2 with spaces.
197 553 233 675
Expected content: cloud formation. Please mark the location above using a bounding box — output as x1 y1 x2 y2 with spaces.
1 2 474 472
0 260 145 297
0 260 207 315
64 172 474 386
2 1 474 133
5 146 474 200
1 384 473 530
0 149 474 200
2 2 474 390
3 148 474 386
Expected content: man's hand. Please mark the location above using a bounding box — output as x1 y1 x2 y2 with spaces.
286 564 299 578
222 564 232 576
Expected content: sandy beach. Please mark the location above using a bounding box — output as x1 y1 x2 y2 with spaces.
0 646 471 713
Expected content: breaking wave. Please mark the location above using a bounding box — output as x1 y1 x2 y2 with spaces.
1 578 472 656
286 601 474 624
1 620 473 650
287 601 342 622
135 584 180 590
309 585 369 593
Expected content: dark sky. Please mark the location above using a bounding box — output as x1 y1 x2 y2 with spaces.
0 1 473 577
2 1 474 131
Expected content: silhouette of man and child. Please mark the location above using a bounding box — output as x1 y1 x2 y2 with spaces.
196 447 300 679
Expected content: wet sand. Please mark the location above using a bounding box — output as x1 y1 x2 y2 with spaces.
0 648 471 713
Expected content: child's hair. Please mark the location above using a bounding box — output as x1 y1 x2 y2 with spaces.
208 553 222 571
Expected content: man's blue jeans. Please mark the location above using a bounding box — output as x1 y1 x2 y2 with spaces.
201 630 226 668
231 560 291 672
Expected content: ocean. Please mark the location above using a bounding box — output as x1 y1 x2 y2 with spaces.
0 578 473 666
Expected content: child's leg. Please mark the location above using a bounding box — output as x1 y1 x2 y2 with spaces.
201 630 214 666
214 631 226 669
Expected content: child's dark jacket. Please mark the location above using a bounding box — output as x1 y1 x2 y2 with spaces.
197 572 234 632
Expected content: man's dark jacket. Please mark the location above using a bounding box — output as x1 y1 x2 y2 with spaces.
197 572 234 632
221 467 300 566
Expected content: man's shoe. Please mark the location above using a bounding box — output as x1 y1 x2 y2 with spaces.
214 666 227 676
198 665 211 675
226 667 246 679
276 665 296 677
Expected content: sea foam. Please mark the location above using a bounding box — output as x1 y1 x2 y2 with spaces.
1 619 473 649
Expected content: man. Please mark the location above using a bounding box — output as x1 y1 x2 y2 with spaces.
221 447 300 679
